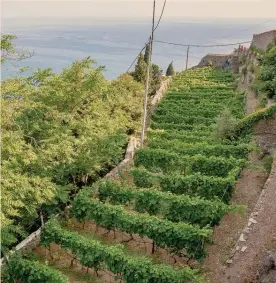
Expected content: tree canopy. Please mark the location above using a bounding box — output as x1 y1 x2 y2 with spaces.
166 61 175 76
1 41 144 249
144 43 150 64
1 34 33 64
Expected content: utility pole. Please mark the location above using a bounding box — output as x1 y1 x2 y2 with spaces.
185 45 190 70
140 0 155 148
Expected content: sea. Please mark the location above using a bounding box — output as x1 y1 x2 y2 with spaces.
2 17 276 80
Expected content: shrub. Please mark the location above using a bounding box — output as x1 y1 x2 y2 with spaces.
166 61 175 76
263 155 274 173
213 108 237 139
259 46 276 98
249 63 255 73
256 94 268 110
234 104 276 137
239 54 247 65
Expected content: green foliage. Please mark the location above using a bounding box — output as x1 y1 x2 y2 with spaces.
263 155 274 173
251 41 276 99
151 63 163 93
249 45 265 56
40 67 247 279
2 65 251 281
152 112 215 125
251 69 263 96
166 61 175 76
1 49 144 247
2 254 68 283
132 50 162 95
259 46 276 98
40 219 203 282
147 139 249 159
97 180 229 226
239 54 247 65
1 34 16 62
147 129 214 144
71 190 212 259
144 43 150 64
1 34 33 64
150 121 209 131
134 148 244 177
133 53 147 84
234 103 276 137
130 168 236 202
249 63 255 73
213 108 238 139
256 94 268 109
130 68 248 212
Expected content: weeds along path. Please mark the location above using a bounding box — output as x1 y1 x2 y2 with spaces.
4 67 252 283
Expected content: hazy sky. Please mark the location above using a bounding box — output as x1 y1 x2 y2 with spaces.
2 0 276 19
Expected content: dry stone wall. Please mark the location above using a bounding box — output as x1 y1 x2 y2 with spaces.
251 30 276 51
197 54 231 68
253 114 276 154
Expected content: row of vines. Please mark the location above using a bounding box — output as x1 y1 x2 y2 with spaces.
4 67 249 282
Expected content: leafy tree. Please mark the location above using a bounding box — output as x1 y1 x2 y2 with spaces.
213 108 237 139
166 61 175 76
144 43 150 64
1 34 33 64
133 53 147 84
151 63 162 93
132 50 162 95
1 39 144 250
152 63 161 79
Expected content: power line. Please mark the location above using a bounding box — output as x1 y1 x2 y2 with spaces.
153 0 167 32
141 0 156 148
126 45 147 73
201 19 272 45
153 39 252 48
126 0 167 73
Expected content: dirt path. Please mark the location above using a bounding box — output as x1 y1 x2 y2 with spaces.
238 74 257 114
223 158 276 283
202 73 276 283
202 152 268 283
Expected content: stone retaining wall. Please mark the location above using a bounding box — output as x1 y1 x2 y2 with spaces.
253 114 276 154
197 53 231 68
251 30 276 51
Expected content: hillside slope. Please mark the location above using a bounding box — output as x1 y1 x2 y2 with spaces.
3 67 251 282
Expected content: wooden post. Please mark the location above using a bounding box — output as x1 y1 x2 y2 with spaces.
140 0 156 148
140 39 152 148
185 45 190 70
40 211 44 226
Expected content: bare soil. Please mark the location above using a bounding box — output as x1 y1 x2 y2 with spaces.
33 218 192 283
202 73 276 283
202 152 268 283
223 159 276 283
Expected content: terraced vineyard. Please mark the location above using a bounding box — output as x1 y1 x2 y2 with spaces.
3 67 250 283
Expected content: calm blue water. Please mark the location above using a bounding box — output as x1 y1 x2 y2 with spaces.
2 18 276 80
